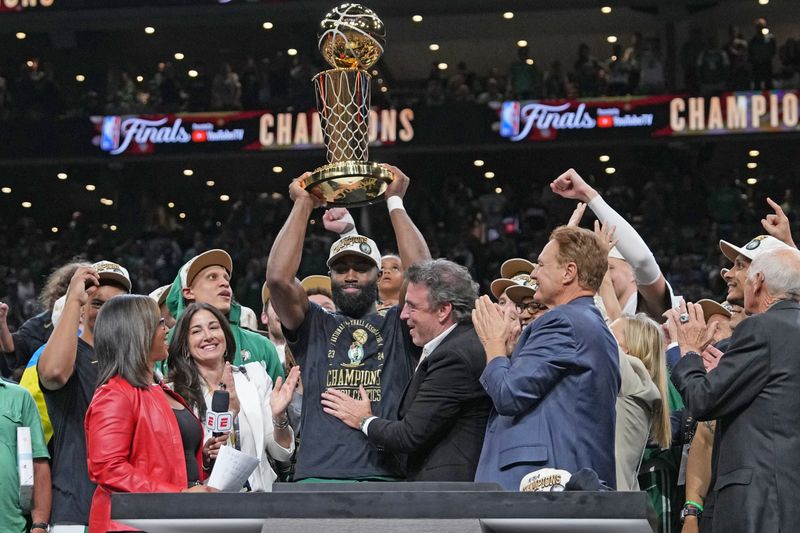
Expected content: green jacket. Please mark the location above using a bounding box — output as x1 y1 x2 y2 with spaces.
164 270 285 383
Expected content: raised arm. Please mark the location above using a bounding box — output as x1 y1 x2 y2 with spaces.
38 267 99 390
761 197 797 248
383 165 431 270
551 168 668 315
265 174 324 331
323 207 358 237
0 303 13 353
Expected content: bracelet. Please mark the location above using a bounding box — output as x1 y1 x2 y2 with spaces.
684 351 701 358
685 500 704 512
386 196 405 213
273 413 290 429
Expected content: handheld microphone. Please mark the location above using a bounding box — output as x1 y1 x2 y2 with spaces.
206 390 233 437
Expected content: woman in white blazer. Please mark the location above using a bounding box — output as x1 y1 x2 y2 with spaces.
167 302 299 491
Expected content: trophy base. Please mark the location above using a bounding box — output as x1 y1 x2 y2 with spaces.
305 161 394 207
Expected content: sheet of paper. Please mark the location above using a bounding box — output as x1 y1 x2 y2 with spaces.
206 445 260 492
17 427 33 512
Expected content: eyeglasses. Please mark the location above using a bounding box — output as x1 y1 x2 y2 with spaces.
516 302 547 314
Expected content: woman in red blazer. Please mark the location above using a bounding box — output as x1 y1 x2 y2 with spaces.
85 295 214 533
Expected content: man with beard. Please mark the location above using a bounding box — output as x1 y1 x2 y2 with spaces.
266 166 430 481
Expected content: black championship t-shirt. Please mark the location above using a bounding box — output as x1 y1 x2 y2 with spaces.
41 338 98 524
286 302 420 480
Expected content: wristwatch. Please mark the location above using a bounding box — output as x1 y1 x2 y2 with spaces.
680 504 702 523
31 523 51 532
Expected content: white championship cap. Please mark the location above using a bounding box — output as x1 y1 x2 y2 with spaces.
719 235 791 263
327 234 381 268
519 468 572 492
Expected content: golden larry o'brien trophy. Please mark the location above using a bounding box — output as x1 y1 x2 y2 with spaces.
303 3 394 207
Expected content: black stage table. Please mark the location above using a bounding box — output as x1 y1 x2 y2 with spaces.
111 482 651 532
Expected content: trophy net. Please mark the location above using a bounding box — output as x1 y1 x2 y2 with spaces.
314 68 371 164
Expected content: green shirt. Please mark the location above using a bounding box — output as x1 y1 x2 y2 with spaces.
232 325 285 383
0 378 50 533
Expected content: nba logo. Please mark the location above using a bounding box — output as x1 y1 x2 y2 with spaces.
500 101 521 138
100 116 121 152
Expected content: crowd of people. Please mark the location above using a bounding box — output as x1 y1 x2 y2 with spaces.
2 19 800 121
2 162 798 533
1 150 796 336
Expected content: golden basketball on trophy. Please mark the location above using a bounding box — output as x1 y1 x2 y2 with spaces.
303 3 394 207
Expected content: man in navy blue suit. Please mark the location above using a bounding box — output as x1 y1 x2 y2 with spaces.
472 225 620 491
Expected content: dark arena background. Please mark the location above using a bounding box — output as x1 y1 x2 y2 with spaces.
2 0 798 326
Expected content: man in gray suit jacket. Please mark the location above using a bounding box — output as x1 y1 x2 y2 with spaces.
472 226 620 491
669 247 800 533
321 259 491 481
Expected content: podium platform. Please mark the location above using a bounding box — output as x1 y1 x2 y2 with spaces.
111 482 651 533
